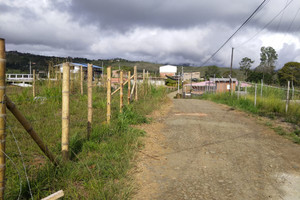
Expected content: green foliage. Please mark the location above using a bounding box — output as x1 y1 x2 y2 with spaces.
278 62 300 86
165 78 177 86
256 46 278 75
246 71 273 84
204 65 221 78
222 70 237 78
4 82 167 199
239 57 254 79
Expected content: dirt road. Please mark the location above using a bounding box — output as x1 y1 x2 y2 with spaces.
133 93 300 200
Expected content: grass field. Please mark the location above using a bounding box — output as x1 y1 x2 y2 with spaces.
4 80 167 199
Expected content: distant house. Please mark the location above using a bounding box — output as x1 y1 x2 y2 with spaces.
209 78 237 93
159 65 177 78
55 62 102 75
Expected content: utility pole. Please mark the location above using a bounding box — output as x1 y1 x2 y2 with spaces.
230 47 234 93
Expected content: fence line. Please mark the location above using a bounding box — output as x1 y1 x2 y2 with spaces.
2 37 161 198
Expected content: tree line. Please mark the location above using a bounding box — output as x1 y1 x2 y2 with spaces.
239 46 299 86
205 46 300 87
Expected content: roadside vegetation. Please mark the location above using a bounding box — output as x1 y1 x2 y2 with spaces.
200 87 300 144
5 81 167 199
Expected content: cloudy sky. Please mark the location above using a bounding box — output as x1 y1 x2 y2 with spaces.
1 0 300 69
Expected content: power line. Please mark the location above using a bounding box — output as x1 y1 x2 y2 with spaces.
280 8 300 44
276 0 289 32
200 0 267 66
236 0 295 48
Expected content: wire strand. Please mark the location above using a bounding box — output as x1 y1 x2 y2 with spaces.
235 0 295 48
0 94 34 200
200 0 268 66
0 150 22 200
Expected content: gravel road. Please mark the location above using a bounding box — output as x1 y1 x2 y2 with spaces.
133 93 300 200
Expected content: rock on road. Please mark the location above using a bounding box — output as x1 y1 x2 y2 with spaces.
133 93 300 200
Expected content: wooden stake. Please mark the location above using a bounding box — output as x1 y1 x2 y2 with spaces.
87 64 93 139
70 66 74 93
6 96 58 165
143 69 145 82
285 81 290 113
62 62 70 161
245 84 247 100
254 84 257 107
107 66 111 123
33 69 36 97
41 190 64 200
128 71 131 104
237 82 240 100
55 66 58 84
120 71 123 112
0 38 6 200
134 66 138 101
80 65 83 95
261 79 263 97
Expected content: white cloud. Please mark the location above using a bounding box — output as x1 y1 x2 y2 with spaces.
1 0 300 69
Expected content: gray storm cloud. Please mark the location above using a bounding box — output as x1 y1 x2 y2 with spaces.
0 0 300 68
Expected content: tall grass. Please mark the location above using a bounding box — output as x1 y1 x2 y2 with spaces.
200 86 300 143
5 80 167 199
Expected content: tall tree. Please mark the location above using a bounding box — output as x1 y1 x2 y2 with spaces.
256 46 278 75
204 65 221 78
239 57 254 79
278 62 300 86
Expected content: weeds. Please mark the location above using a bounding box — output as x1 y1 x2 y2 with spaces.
4 82 167 199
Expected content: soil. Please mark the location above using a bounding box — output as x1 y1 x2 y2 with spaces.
133 92 300 200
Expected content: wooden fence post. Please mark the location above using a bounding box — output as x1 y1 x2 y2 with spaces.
80 65 83 95
261 79 263 97
128 71 131 104
6 96 58 165
120 71 123 112
33 69 36 98
62 62 70 161
87 64 93 139
245 84 247 99
254 84 257 107
0 38 6 200
147 71 149 85
107 66 111 123
70 67 75 93
143 69 145 83
291 81 294 100
134 66 138 101
237 82 240 100
285 81 290 113
55 66 58 84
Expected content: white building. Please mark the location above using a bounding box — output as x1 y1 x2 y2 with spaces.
159 65 177 78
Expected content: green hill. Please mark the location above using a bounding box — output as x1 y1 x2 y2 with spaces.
6 51 244 79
